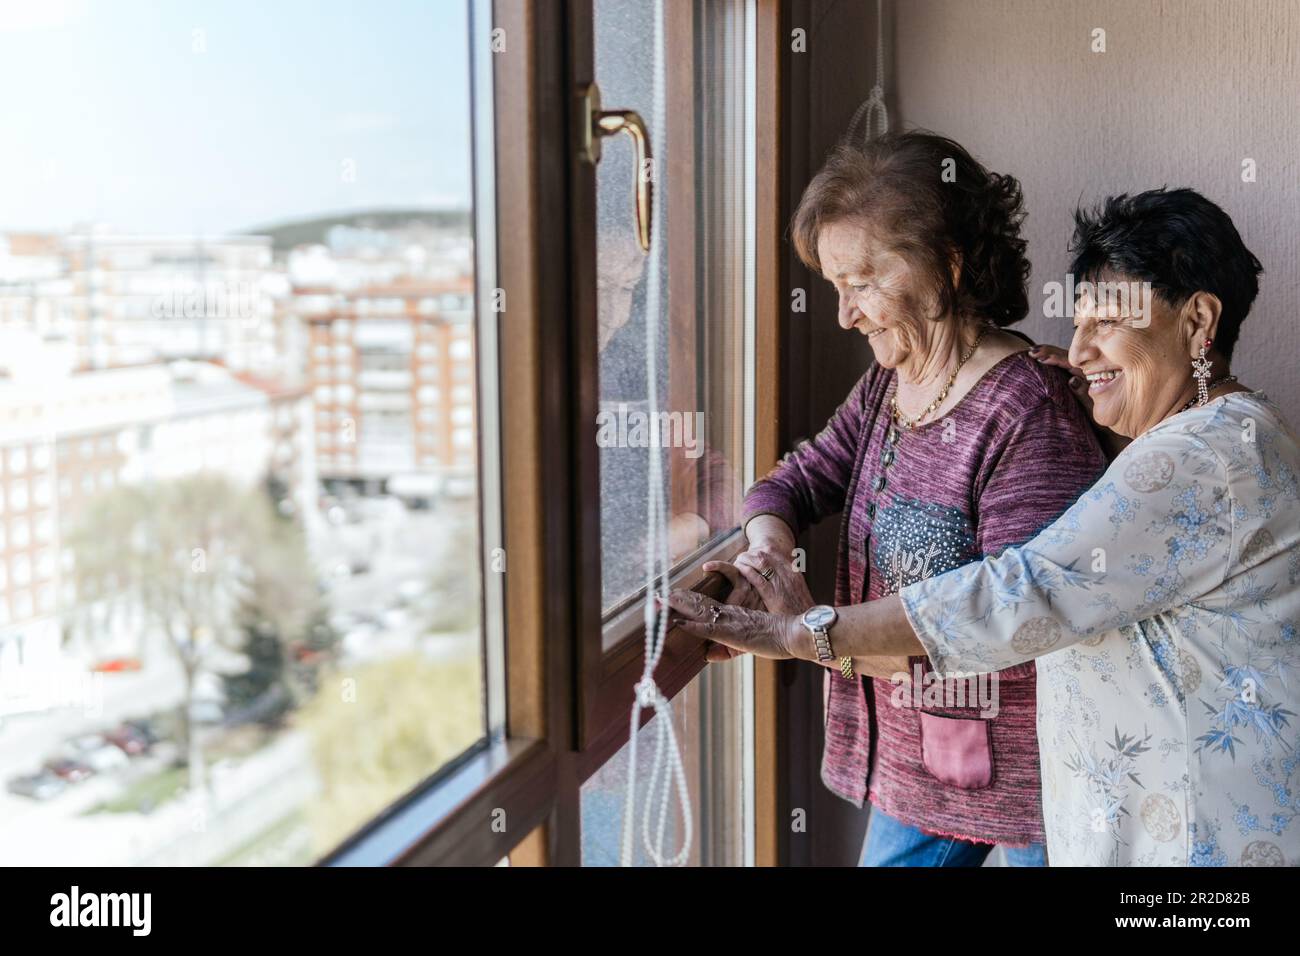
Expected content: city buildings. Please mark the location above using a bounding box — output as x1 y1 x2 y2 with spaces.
0 341 311 710
299 275 475 491
0 216 474 709
1 231 281 373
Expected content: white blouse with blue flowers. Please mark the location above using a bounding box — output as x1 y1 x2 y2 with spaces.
900 391 1300 866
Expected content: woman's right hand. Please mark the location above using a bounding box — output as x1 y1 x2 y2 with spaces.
699 518 800 662
1030 343 1128 458
699 543 819 662
1029 344 1093 412
699 542 801 661
699 554 764 662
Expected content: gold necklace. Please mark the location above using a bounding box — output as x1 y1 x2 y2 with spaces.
889 325 989 431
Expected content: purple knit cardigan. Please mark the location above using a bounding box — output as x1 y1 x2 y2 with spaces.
742 351 1106 846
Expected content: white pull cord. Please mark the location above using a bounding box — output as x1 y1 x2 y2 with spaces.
847 0 889 142
619 0 693 868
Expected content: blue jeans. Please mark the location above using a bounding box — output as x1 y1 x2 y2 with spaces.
859 808 1047 867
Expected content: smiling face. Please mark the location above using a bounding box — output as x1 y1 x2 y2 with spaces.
816 220 937 375
1068 274 1207 438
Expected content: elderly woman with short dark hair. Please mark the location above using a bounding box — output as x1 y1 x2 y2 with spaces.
674 186 1300 867
698 131 1107 866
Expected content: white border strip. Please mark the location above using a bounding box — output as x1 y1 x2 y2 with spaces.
740 0 758 870
470 0 507 742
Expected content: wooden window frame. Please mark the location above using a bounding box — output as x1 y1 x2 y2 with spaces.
321 0 784 868
569 0 752 774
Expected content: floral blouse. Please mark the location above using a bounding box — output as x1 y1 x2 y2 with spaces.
901 391 1300 866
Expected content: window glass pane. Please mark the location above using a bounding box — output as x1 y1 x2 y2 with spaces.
595 0 749 622
580 659 747 866
0 0 487 865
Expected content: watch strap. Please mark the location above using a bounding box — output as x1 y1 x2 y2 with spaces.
812 625 834 662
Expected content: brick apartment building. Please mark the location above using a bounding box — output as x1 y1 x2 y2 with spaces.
300 275 476 492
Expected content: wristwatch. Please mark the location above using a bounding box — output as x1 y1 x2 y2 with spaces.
801 605 854 679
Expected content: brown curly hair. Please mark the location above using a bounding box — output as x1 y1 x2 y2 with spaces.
790 131 1031 327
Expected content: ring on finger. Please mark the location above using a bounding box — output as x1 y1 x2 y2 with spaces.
758 565 775 581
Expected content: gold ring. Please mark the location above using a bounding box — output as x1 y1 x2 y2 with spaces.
758 566 775 581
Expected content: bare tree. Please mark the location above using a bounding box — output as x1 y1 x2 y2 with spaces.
65 475 315 792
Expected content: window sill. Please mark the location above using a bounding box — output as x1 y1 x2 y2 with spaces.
600 527 744 652
576 529 743 778
320 736 555 867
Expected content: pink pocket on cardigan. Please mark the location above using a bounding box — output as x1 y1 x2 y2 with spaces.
918 712 993 790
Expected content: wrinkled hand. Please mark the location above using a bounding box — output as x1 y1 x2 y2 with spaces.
704 554 767 613
699 544 814 662
1029 344 1092 415
663 589 806 661
698 553 763 663
724 547 816 618
1030 344 1128 458
721 557 915 678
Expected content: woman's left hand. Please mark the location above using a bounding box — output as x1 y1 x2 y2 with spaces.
1030 343 1130 459
699 547 815 662
727 549 816 617
664 589 807 661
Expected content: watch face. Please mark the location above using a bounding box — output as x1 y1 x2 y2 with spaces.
803 605 836 629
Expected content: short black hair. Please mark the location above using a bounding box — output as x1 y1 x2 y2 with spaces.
1069 187 1262 359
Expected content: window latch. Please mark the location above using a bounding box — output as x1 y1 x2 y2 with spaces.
577 82 653 253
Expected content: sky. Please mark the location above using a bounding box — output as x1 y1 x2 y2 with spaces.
0 0 473 235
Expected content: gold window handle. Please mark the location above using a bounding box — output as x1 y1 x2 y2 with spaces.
578 82 653 253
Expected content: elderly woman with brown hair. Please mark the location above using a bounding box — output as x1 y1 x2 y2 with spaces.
698 131 1107 865
673 185 1300 867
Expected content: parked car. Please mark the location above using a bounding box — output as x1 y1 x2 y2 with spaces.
105 723 151 756
7 771 67 801
43 757 94 784
122 717 163 746
65 735 129 772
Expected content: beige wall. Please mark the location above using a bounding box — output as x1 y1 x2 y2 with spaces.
892 0 1300 423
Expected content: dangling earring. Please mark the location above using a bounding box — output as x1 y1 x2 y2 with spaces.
1191 338 1214 406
